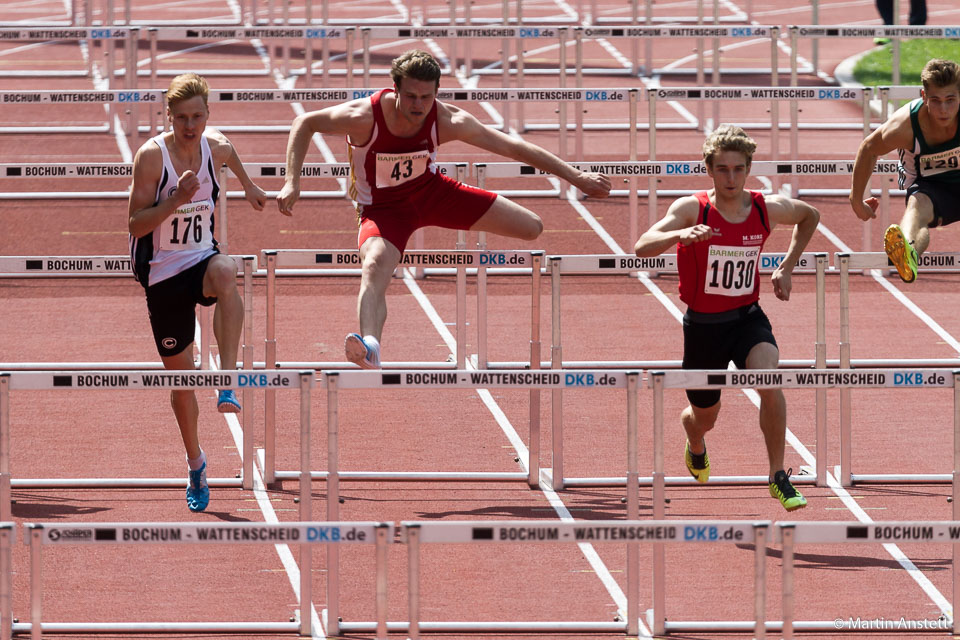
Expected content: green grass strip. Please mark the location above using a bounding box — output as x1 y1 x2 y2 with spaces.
853 40 960 86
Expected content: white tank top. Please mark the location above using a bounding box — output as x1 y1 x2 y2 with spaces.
129 132 220 287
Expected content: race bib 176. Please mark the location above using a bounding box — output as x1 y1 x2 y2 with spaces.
157 200 213 251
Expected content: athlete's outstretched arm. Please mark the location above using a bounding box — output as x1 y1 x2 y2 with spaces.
441 103 611 198
276 100 372 215
634 196 710 257
849 105 912 222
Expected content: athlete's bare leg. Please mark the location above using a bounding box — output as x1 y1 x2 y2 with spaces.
470 195 543 240
358 236 402 340
900 192 936 254
745 342 786 480
162 346 201 460
681 401 721 455
203 254 242 369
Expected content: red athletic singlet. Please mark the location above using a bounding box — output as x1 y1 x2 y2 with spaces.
677 190 770 313
347 88 439 207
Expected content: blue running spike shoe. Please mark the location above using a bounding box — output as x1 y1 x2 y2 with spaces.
186 462 209 512
769 468 807 512
217 389 241 413
344 333 381 369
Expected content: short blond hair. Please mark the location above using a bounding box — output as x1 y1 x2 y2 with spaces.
702 124 757 167
166 73 209 107
390 50 442 89
921 58 960 93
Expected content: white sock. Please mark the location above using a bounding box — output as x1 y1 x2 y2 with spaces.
363 336 380 364
187 449 206 471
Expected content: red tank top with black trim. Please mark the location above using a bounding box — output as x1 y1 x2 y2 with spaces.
347 88 440 206
677 190 770 313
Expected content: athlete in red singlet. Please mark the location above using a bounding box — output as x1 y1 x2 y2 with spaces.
276 50 611 369
634 125 820 512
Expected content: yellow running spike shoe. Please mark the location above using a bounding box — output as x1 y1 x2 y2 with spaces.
769 468 807 512
684 440 710 483
884 224 918 283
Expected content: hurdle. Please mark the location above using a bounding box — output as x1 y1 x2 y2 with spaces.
778 520 957 635
321 370 640 635
0 254 256 381
546 253 827 490
0 88 161 138
0 369 312 520
837 253 960 487
21 520 391 638
259 247 541 485
392 519 769 637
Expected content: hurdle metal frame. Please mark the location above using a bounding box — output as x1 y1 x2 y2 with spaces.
400 519 769 638
545 253 827 491
0 254 256 375
0 369 311 521
0 523 12 640
21 520 390 639
837 253 960 487
259 247 542 486
650 369 959 518
321 370 640 635
778 520 958 635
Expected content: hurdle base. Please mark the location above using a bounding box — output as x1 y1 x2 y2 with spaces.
12 621 299 634
12 477 244 489
663 619 953 633
850 473 952 484
562 474 817 488
271 470 528 483
336 620 627 633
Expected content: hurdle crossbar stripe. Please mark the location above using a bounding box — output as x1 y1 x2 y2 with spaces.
267 248 533 269
0 254 256 276
330 369 629 389
29 521 389 545
0 89 163 104
241 162 464 179
792 24 959 39
841 251 960 271
0 27 132 40
401 519 763 543
549 252 820 274
579 25 775 38
0 164 132 178
4 369 307 391
151 26 349 40
655 368 954 389
477 159 895 179
777 520 960 544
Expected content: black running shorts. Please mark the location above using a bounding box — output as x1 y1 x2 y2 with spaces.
906 180 960 228
144 255 217 357
681 303 778 408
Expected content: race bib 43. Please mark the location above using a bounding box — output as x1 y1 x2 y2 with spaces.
375 150 429 188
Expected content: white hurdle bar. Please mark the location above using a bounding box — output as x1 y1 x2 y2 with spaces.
22 520 391 639
0 255 257 380
778 521 958 635
0 523 13 640
548 253 827 490
0 369 313 519
258 249 541 487
651 369 960 509
838 252 960 487
395 519 769 637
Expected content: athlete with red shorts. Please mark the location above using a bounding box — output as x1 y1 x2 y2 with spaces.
634 125 820 512
277 50 610 368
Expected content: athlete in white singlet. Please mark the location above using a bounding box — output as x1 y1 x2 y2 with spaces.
127 73 266 512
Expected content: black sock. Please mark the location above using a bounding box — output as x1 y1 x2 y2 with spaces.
689 449 707 469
